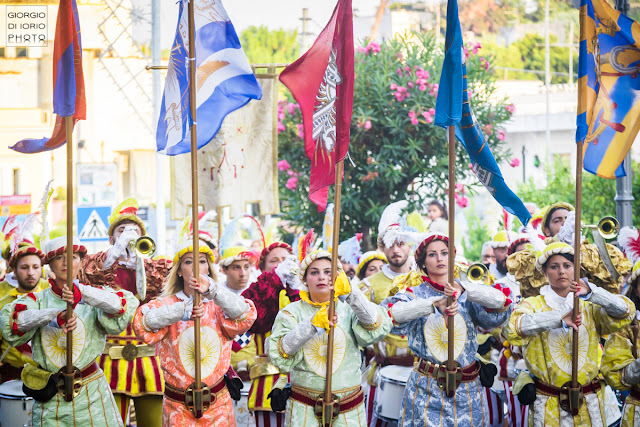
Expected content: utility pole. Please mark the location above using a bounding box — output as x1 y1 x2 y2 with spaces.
300 8 311 55
152 0 166 253
544 0 551 167
614 0 634 227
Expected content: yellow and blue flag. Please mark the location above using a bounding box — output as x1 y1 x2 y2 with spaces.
577 0 640 178
434 0 530 226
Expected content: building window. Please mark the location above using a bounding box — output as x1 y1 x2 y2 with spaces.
12 169 20 195
15 47 28 58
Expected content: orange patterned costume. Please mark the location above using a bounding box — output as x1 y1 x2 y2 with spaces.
132 294 257 426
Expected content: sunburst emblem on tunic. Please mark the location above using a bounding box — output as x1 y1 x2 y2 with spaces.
424 313 467 363
179 326 221 379
303 326 347 376
548 324 589 375
42 318 86 369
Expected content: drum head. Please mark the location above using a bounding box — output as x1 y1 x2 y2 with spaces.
379 365 413 384
0 380 28 399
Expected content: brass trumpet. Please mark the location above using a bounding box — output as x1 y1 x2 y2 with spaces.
584 216 619 239
130 236 156 259
461 262 488 284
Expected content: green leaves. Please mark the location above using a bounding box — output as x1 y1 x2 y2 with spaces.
276 31 513 249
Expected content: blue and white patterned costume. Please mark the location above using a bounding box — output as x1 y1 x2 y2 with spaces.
383 279 512 427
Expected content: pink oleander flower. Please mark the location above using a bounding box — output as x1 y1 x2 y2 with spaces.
510 158 520 167
369 42 381 54
456 183 464 191
357 46 368 54
410 117 419 125
419 84 427 91
497 130 506 141
428 108 435 115
285 176 298 190
424 115 433 124
408 111 416 118
390 83 397 90
277 159 291 171
296 123 304 139
408 82 415 89
364 120 372 130
456 195 469 208
396 68 403 76
468 89 473 99
429 84 439 96
463 46 470 59
505 103 516 114
483 124 493 136
278 112 285 120
287 103 299 115
277 122 286 133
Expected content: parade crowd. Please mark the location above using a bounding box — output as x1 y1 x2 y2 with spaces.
2 195 640 427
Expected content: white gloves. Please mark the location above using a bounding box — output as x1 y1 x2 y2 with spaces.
104 227 140 269
142 301 187 331
345 284 380 326
389 296 445 324
16 308 61 332
207 277 251 319
281 319 317 356
77 283 125 315
557 211 585 245
274 255 303 290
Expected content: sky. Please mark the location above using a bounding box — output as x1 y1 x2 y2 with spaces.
160 0 379 49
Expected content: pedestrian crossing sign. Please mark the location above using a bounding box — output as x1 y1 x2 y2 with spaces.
77 206 111 242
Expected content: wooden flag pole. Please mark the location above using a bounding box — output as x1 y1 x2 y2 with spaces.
186 0 207 418
567 138 584 414
63 115 75 401
323 160 344 426
444 125 457 398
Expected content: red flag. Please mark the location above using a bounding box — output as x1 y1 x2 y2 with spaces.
279 0 354 211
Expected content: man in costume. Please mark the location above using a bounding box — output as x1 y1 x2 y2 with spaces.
490 230 517 281
482 241 496 267
220 246 258 381
241 241 298 426
0 217 49 382
1 235 139 426
79 198 171 426
360 200 423 426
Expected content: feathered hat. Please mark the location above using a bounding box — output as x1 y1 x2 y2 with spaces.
618 226 640 285
218 214 265 262
173 216 214 264
219 246 256 267
195 211 219 248
338 234 362 266
535 242 574 273
377 200 426 248
1 214 44 269
108 198 146 236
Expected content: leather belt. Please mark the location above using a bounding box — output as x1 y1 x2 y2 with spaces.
415 359 480 383
534 377 601 397
103 343 156 361
290 386 364 413
78 361 100 379
374 353 415 367
164 379 226 404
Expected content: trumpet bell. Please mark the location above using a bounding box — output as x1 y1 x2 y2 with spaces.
135 236 156 259
466 263 488 284
597 216 619 239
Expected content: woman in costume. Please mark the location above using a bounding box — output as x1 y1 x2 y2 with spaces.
132 236 257 426
356 251 387 282
505 242 634 426
0 236 138 426
382 233 512 427
426 200 448 234
267 249 391 425
601 226 640 426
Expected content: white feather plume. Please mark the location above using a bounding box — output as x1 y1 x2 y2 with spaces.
619 226 640 264
378 201 408 235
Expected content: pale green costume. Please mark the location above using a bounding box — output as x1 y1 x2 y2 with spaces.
0 282 138 427
267 295 391 426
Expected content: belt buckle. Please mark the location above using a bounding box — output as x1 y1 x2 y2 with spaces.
435 361 462 397
121 343 138 361
313 394 340 427
185 382 213 418
559 381 583 415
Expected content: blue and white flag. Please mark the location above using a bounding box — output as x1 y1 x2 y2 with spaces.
156 0 262 155
434 0 531 226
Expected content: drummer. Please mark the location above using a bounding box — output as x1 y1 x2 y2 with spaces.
382 233 512 426
0 216 49 383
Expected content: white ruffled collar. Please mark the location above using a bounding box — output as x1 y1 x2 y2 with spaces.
382 264 406 280
540 285 573 313
4 272 18 288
